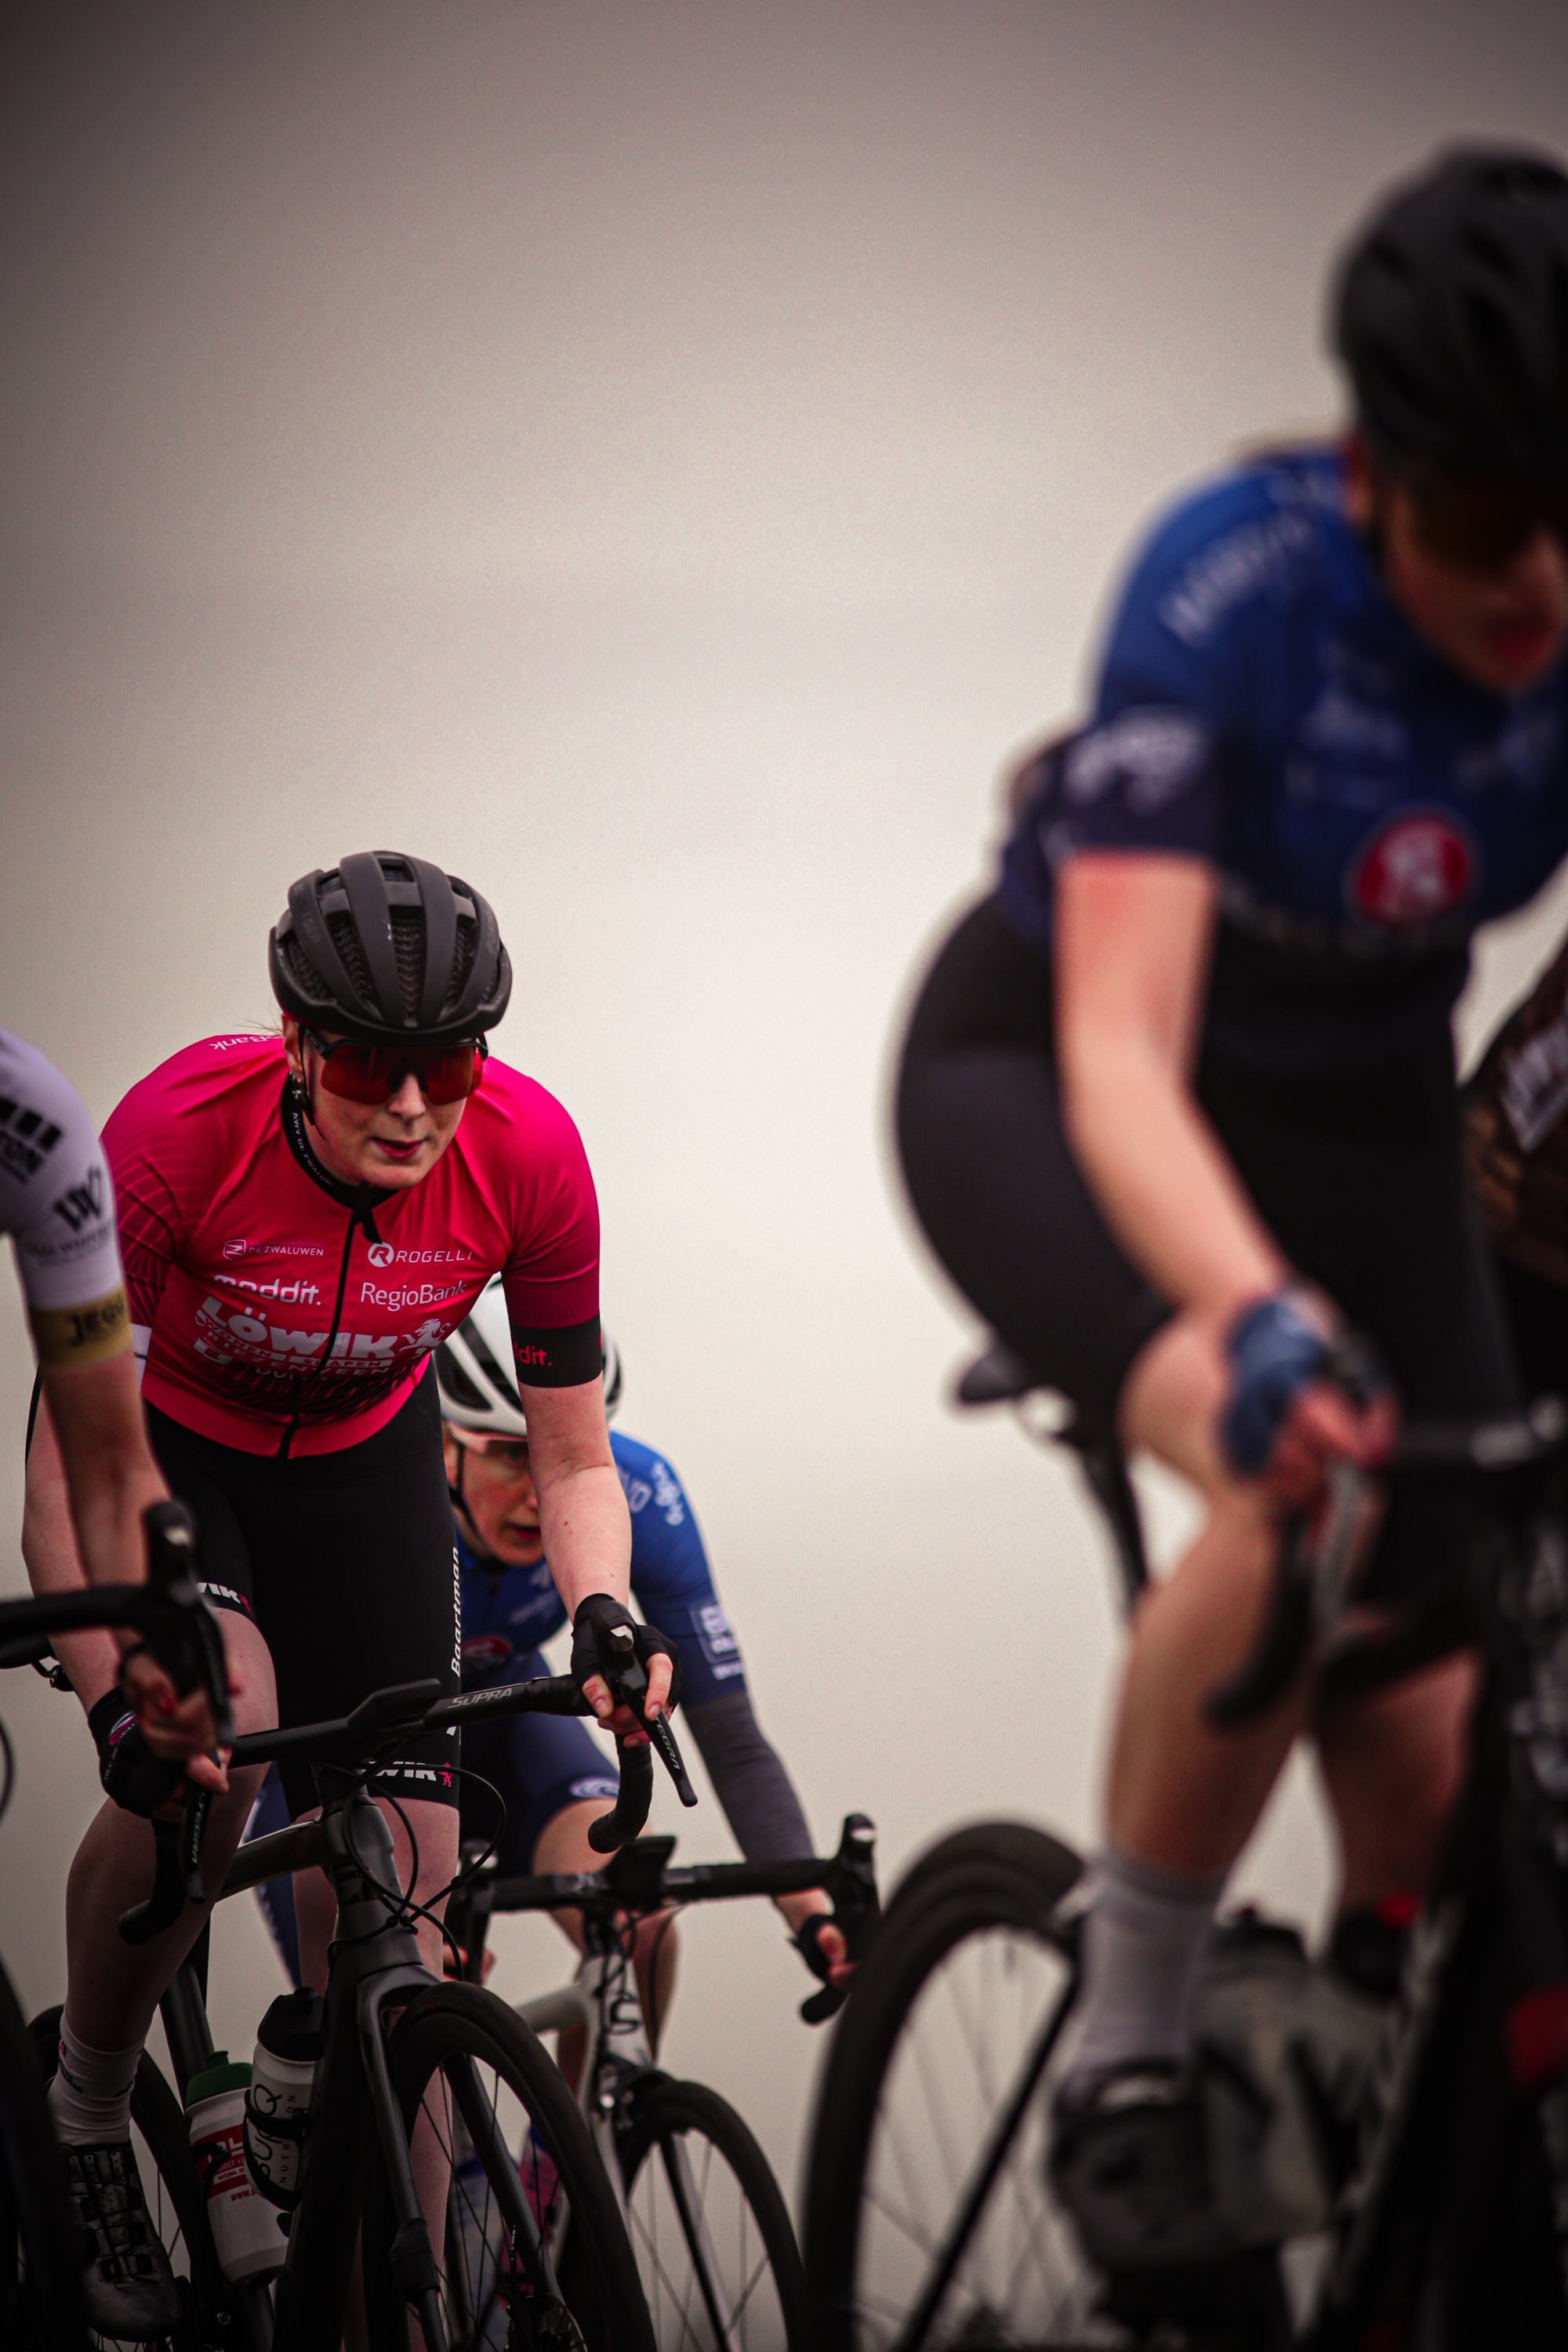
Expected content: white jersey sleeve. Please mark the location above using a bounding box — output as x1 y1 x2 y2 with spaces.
0 1029 129 1366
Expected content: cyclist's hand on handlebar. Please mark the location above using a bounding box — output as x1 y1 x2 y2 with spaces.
570 1593 681 1742
117 1642 235 1793
1261 1378 1397 1513
784 1893 855 1991
1221 1290 1396 1511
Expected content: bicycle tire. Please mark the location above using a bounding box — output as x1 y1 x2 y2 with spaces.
29 2004 230 2352
803 1820 1121 2352
2 1971 89 2349
360 1978 655 2352
614 2073 810 2350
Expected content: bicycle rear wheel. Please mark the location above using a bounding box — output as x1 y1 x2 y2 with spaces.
361 1979 655 2352
28 2005 230 2352
802 1821 1120 2352
615 2074 808 2350
2 1973 88 2348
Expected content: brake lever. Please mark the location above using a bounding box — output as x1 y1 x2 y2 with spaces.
584 1624 699 1851
118 1780 212 1945
799 1813 879 2025
140 1500 234 1749
598 1621 696 1806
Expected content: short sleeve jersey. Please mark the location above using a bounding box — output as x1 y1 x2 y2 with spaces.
996 448 1568 1069
0 1029 129 1367
459 1429 747 1705
103 1034 601 1456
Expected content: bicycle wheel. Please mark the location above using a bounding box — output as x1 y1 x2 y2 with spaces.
615 2074 809 2350
28 2005 227 2352
361 1978 655 2352
2 1973 88 2348
803 1820 1122 2352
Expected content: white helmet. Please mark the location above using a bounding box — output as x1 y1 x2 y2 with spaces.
435 1274 621 1439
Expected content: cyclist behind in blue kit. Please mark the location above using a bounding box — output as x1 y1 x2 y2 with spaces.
245 1276 849 2021
894 147 1568 2279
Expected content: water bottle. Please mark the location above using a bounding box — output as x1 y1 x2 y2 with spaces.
243 1987 325 2209
186 2051 284 2282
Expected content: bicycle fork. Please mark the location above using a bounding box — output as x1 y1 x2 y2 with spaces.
583 1940 747 2350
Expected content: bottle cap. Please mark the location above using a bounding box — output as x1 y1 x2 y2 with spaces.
256 1987 327 2062
187 2049 252 2104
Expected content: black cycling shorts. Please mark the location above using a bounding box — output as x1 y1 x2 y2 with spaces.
147 1365 460 1817
895 895 1519 1603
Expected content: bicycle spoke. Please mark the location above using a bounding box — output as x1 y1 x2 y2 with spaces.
851 1912 1111 2349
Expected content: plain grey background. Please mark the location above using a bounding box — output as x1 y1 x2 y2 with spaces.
5 0 1568 2212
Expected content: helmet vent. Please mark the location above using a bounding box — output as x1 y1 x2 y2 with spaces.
433 1346 489 1416
324 913 378 1014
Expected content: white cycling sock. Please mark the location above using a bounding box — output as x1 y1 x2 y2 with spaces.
1063 1846 1222 2092
47 2015 142 2147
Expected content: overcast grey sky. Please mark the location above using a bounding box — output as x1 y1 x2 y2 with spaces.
5 0 1567 2205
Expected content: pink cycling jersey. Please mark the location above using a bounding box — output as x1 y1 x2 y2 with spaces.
104 1033 601 1457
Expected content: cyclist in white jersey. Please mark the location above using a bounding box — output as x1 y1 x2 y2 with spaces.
4 1028 223 2331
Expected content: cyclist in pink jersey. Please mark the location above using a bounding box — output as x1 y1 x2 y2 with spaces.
23 851 673 2338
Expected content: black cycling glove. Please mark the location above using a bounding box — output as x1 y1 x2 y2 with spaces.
88 1688 183 1818
569 1593 682 1714
793 1911 840 1985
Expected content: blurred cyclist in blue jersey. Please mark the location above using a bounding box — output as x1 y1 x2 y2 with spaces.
247 1280 847 2027
895 146 1568 2281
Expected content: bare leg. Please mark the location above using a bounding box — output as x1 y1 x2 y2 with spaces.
1109 1316 1309 1877
61 1613 275 2050
1316 1652 1476 1913
1116 1313 1474 1903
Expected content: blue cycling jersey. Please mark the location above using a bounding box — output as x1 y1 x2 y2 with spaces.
996 448 1568 1069
457 1428 747 1706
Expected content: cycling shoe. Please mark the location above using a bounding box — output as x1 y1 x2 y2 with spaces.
1048 2061 1243 2278
64 2139 181 2340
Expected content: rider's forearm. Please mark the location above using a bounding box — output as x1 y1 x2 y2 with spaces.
21 1386 132 1711
1060 1033 1287 1323
41 1348 167 1587
685 1690 815 1863
535 1461 633 1620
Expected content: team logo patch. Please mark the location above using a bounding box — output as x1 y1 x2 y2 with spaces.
1348 811 1476 931
461 1634 513 1674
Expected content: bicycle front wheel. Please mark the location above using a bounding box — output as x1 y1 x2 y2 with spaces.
28 2004 232 2352
802 1821 1119 2352
361 1979 655 2352
615 2074 808 2350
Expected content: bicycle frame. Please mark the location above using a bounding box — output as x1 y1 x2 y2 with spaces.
514 1907 745 2334
166 1769 558 2352
447 1818 879 2344
859 1404 1568 2349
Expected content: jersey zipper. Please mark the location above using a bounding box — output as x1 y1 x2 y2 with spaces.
273 1076 391 1461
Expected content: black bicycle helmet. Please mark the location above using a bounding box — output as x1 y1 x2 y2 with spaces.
269 851 512 1044
1333 144 1568 479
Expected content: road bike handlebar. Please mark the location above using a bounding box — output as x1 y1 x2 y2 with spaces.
189 1669 696 1933
1203 1399 1567 1730
472 1810 883 2023
0 1501 232 1945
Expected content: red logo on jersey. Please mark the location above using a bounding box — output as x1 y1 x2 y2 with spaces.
1348 812 1476 931
460 1634 513 1674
